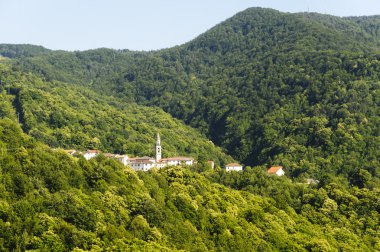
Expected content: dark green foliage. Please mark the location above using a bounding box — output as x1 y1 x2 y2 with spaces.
0 7 379 250
0 121 378 250
346 15 380 43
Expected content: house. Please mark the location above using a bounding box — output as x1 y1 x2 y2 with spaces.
97 133 196 172
225 163 243 171
83 150 101 160
161 157 194 166
115 154 129 166
129 157 156 171
267 166 285 176
155 160 167 169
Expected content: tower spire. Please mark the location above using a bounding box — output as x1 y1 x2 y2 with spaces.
156 133 161 145
155 133 161 162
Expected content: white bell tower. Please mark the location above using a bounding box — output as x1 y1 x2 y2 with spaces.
155 133 162 162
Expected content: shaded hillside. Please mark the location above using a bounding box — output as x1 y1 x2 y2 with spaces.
0 64 233 165
0 118 378 250
0 8 379 183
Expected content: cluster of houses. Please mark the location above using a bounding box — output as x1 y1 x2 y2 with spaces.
63 133 286 176
65 134 194 172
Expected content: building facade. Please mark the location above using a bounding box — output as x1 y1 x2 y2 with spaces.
128 134 194 171
225 163 243 171
83 150 101 160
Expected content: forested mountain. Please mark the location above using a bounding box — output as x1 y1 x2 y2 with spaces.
0 7 379 250
1 8 379 184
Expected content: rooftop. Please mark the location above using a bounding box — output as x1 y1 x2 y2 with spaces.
226 163 242 167
161 157 194 161
268 166 283 174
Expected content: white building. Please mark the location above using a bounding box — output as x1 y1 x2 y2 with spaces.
83 150 101 160
161 157 194 166
267 166 285 176
225 163 243 171
129 157 156 171
128 134 195 172
156 133 162 162
115 154 129 166
156 161 167 169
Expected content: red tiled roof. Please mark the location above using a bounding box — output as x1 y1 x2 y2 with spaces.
268 166 283 174
226 163 242 167
86 150 101 154
161 157 194 161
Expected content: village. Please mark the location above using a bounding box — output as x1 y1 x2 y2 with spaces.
63 133 286 176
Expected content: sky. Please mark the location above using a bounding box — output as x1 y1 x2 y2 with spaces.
1 0 379 51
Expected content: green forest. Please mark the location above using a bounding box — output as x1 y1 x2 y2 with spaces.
0 7 379 251
0 118 379 251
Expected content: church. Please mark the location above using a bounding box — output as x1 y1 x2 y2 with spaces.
129 133 194 171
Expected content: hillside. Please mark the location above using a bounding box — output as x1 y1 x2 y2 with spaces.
0 118 379 250
1 8 379 185
0 64 233 165
0 7 379 250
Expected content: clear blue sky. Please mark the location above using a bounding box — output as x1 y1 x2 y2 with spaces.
1 0 379 51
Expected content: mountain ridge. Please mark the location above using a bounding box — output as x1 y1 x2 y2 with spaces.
2 8 380 53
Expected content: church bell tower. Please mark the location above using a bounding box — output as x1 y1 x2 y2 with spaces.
155 133 162 162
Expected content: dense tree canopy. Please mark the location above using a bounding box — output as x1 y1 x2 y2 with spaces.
0 118 378 251
0 7 379 250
